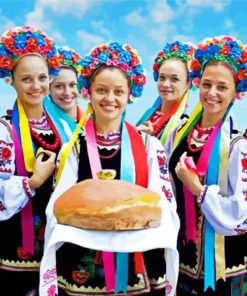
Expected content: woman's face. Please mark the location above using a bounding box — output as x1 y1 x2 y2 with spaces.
157 58 189 103
90 67 129 126
199 64 236 117
50 67 78 112
12 55 50 107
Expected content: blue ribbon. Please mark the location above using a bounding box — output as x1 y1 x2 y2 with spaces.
115 122 135 294
136 96 162 126
204 103 233 291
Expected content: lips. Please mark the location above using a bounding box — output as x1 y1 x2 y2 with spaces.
100 104 117 111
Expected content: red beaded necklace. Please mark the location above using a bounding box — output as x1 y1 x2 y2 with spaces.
29 114 61 151
187 123 214 153
99 146 120 159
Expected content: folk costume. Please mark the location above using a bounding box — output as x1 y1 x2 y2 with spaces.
167 36 247 295
0 25 67 295
40 42 180 296
136 41 194 145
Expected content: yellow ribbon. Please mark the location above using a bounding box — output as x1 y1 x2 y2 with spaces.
17 99 35 172
215 116 230 281
55 103 92 185
172 101 203 152
160 91 189 145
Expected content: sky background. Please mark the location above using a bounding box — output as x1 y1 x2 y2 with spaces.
0 0 246 131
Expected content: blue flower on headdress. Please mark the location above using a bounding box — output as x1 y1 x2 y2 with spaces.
46 46 57 59
81 56 94 67
0 45 7 57
49 68 60 77
59 48 73 61
153 71 159 81
97 51 110 63
14 35 27 50
109 42 122 51
205 45 219 59
0 68 9 78
163 43 172 53
131 85 143 97
24 30 33 38
237 79 247 92
132 64 144 75
179 42 189 53
78 76 89 88
194 49 205 63
34 34 46 47
228 47 241 61
119 50 132 65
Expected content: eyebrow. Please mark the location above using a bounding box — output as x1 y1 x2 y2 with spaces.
202 79 227 84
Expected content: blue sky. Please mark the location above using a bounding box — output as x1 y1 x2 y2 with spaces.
0 0 246 130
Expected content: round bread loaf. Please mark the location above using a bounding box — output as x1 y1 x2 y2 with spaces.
54 179 162 230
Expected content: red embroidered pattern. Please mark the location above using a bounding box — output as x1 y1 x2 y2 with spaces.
22 177 35 198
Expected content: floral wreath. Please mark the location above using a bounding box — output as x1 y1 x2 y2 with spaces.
189 35 247 93
153 41 195 81
57 45 82 74
0 25 61 78
78 42 146 103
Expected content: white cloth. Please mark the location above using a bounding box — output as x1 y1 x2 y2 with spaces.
40 135 180 296
201 137 247 235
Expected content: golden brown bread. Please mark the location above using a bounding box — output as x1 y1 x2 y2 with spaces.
54 179 162 230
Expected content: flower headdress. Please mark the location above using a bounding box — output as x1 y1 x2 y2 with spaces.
78 42 146 103
153 41 195 81
189 35 247 93
0 25 61 78
57 45 82 75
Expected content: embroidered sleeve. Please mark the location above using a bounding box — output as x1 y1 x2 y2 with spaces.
201 138 247 235
0 122 30 220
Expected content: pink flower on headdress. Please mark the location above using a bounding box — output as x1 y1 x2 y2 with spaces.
109 50 119 61
235 92 245 100
193 77 201 87
90 59 99 69
117 62 131 72
157 51 165 58
90 48 100 57
171 44 179 52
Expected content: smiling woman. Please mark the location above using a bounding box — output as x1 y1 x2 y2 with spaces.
167 35 247 296
0 25 69 295
40 42 180 296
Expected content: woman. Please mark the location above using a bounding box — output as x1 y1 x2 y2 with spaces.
40 42 179 296
48 46 84 130
136 41 194 145
0 25 67 295
168 36 247 295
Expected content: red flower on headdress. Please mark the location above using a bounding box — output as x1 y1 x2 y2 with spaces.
131 55 139 67
81 67 94 78
238 69 247 81
240 48 247 63
2 37 15 51
1 147 11 160
48 56 61 69
0 56 14 70
134 74 146 85
157 51 165 58
90 48 100 57
26 37 39 52
153 62 159 72
98 44 108 51
219 45 231 57
190 59 200 71
241 158 247 170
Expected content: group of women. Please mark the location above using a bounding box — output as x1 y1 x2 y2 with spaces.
0 25 246 296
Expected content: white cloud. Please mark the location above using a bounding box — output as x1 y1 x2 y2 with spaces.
125 9 146 26
224 19 234 29
77 30 104 52
150 0 174 23
39 0 100 17
186 0 231 12
25 6 52 30
91 21 112 40
148 24 177 45
52 31 66 44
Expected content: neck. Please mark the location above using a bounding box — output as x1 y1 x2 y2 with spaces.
94 118 121 135
20 102 44 120
67 107 77 121
160 100 178 113
200 111 224 128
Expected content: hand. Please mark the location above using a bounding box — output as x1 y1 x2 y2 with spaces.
28 150 56 189
137 121 154 135
175 152 203 196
